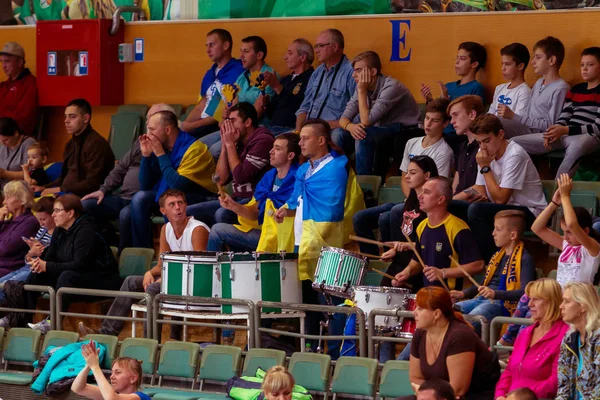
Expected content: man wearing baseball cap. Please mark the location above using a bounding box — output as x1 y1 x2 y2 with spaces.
0 42 39 136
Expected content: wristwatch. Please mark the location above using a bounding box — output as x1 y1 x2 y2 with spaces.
480 166 491 174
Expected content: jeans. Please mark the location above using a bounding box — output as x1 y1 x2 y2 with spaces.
188 123 219 139
352 203 395 254
456 296 509 334
199 130 223 159
0 265 31 303
331 128 353 156
100 275 179 340
187 197 251 228
511 132 600 177
593 220 600 237
207 224 261 252
352 124 403 175
131 190 216 248
452 202 536 263
82 195 132 251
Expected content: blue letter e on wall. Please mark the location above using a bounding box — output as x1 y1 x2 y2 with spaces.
390 20 412 62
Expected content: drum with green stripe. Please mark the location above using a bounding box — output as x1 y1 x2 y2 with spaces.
213 252 301 313
161 252 220 310
313 247 367 298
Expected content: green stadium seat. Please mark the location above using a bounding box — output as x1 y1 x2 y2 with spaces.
41 330 79 353
331 356 378 399
157 341 200 388
535 268 543 280
117 104 149 117
83 334 119 370
198 345 242 390
109 112 143 160
288 352 331 394
384 175 402 188
548 269 557 280
378 187 406 205
0 328 42 385
241 348 286 377
119 337 159 376
356 175 382 200
169 104 184 117
379 360 412 398
119 247 155 279
540 180 556 203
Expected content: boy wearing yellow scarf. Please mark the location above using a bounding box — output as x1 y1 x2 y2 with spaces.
450 210 537 332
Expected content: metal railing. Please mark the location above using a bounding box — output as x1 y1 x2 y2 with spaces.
255 301 367 357
490 316 535 354
152 294 256 348
0 283 55 330
367 308 490 358
56 287 152 336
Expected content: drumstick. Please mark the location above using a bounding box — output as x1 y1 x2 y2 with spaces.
355 251 382 259
448 256 480 288
212 173 226 199
349 235 395 249
448 256 494 303
368 266 413 289
402 231 450 292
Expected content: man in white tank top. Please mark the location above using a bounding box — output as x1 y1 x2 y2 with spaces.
78 189 209 340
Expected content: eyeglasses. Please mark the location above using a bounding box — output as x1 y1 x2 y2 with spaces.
53 208 65 213
314 43 332 49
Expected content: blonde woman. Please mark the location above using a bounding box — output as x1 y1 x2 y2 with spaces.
495 279 568 400
0 180 39 278
72 341 150 400
556 282 600 400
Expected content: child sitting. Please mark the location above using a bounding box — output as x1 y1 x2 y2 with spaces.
488 43 531 119
500 173 600 345
451 210 537 333
21 141 49 187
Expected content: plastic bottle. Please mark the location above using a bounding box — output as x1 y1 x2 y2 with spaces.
222 322 234 346
305 343 313 353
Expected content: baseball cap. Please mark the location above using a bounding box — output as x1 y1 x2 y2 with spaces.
0 42 25 59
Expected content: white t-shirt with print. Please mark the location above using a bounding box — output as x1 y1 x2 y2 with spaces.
556 240 600 287
475 141 547 216
400 136 453 178
488 82 531 117
201 70 224 119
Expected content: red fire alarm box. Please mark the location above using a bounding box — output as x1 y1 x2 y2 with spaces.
36 19 124 106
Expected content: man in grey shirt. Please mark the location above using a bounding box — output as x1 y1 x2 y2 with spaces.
81 104 175 251
339 51 420 175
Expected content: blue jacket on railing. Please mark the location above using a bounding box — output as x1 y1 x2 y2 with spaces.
31 340 106 394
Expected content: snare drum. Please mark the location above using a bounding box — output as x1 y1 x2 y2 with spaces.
353 286 409 329
213 252 302 313
161 252 220 310
313 247 367 298
398 294 417 338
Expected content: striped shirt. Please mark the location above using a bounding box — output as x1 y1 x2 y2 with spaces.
34 226 53 247
556 82 600 138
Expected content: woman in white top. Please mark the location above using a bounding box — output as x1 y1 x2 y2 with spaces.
500 173 600 345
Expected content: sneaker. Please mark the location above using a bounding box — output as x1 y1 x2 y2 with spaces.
0 316 10 329
28 318 51 334
78 321 98 337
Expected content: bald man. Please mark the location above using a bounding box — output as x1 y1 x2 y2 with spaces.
82 104 173 251
392 176 484 291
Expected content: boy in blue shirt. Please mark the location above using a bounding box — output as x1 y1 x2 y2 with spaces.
421 42 487 149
